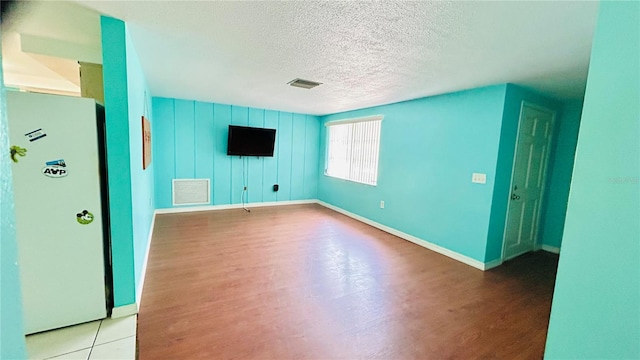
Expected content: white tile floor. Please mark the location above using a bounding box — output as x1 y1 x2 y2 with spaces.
25 315 137 360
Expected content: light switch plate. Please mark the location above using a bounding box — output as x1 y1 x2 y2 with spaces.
472 173 487 184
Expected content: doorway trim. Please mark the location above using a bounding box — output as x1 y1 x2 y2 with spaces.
501 101 557 262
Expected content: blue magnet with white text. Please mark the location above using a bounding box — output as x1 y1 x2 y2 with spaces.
46 159 66 167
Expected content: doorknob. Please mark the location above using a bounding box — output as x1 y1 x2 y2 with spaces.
511 193 521 200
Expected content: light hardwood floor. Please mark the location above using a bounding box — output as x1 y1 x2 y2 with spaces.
138 204 558 359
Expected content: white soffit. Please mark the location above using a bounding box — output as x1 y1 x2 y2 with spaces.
2 1 102 94
75 1 598 115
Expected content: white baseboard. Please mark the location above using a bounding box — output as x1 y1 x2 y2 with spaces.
155 199 316 214
483 259 503 270
136 212 156 311
541 244 561 254
111 303 138 318
316 201 494 271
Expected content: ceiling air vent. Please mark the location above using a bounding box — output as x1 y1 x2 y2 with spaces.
287 78 322 89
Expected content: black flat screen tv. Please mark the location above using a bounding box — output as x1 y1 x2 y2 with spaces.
227 125 276 157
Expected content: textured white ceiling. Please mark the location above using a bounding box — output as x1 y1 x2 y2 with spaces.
77 1 598 115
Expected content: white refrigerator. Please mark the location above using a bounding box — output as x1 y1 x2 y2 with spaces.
7 91 108 335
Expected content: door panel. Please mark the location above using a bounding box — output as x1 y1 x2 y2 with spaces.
503 104 554 260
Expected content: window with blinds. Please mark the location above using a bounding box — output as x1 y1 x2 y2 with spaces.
325 115 383 186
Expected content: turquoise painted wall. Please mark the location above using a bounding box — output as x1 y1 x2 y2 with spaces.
485 84 562 262
545 2 640 358
540 100 582 249
125 28 155 300
100 16 135 307
102 16 156 306
318 85 508 262
0 29 27 359
153 97 320 209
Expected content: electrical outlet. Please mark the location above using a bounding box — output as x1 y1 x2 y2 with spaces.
380 200 385 209
472 173 487 184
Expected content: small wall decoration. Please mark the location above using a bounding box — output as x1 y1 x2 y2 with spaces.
142 116 152 170
76 210 94 225
42 159 68 178
24 128 46 142
42 167 68 178
10 145 27 163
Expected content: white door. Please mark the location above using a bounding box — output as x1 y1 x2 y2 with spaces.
503 103 555 261
7 91 107 334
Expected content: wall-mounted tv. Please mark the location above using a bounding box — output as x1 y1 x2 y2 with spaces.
227 125 276 157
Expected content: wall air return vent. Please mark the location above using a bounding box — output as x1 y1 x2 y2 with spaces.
172 179 210 206
287 78 322 89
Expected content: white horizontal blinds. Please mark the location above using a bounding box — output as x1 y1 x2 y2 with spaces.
326 116 382 186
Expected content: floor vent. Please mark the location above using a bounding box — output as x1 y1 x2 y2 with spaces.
172 179 210 206
287 78 322 89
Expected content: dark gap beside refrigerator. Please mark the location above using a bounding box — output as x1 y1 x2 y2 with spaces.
96 103 114 315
